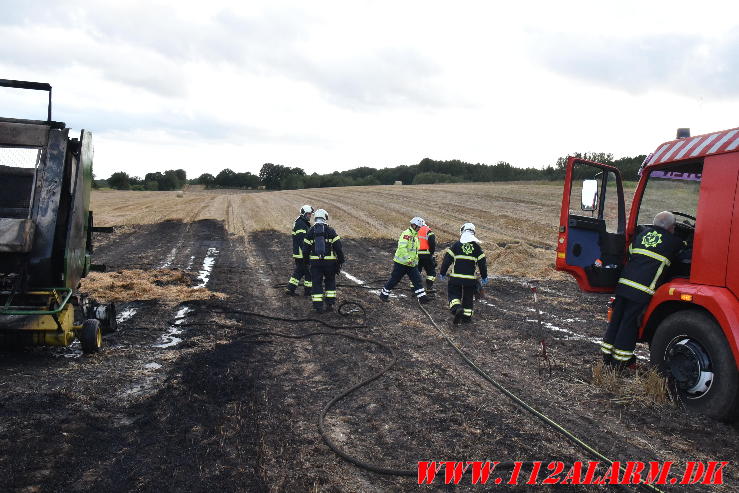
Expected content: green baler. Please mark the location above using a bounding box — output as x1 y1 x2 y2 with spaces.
0 79 115 353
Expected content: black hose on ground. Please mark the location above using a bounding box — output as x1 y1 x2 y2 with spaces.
416 302 664 493
176 299 661 490
186 299 532 477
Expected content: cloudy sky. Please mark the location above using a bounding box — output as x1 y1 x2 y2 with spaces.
2 0 739 179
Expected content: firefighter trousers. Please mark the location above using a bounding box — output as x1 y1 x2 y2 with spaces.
288 259 312 292
601 296 648 363
447 281 475 320
417 254 436 283
310 262 337 309
382 262 426 299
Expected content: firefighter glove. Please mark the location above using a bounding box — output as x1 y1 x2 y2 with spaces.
480 277 489 286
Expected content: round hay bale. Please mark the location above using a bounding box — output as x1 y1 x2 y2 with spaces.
176 190 184 198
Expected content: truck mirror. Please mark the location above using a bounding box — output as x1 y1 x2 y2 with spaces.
581 179 598 211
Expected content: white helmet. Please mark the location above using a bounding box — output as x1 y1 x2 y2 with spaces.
410 216 425 227
300 204 314 216
460 222 475 234
314 208 328 222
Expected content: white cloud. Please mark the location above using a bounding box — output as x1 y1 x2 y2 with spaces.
2 0 739 179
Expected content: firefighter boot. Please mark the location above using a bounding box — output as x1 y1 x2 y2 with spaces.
613 356 638 375
461 316 472 324
286 285 297 296
426 279 434 291
418 294 431 304
451 305 463 325
303 287 311 296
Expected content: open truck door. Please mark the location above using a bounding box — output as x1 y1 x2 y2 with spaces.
555 157 626 292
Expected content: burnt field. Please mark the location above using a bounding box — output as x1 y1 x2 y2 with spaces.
0 220 736 492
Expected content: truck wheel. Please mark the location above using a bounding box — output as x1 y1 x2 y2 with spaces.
80 319 102 354
650 310 739 422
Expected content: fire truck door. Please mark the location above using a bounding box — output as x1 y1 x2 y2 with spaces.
556 157 626 292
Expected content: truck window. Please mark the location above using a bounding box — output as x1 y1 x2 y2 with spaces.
569 164 621 233
636 162 702 227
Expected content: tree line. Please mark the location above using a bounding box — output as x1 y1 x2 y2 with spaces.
104 169 188 191
101 154 647 191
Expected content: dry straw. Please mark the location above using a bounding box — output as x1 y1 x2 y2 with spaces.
80 269 227 303
592 361 671 407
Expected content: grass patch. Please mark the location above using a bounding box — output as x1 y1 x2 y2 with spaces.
592 361 671 407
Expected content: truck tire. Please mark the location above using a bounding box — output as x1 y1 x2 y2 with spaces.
650 310 739 422
80 319 102 354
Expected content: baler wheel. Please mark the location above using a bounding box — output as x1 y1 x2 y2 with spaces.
80 319 102 354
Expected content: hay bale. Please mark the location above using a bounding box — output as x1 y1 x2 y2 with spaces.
393 180 403 186
176 190 184 198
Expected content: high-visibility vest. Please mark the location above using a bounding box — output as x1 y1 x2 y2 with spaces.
393 228 419 266
418 225 431 253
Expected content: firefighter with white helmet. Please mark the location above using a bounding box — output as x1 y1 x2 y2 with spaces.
438 222 488 324
286 204 314 296
303 208 345 313
379 217 431 304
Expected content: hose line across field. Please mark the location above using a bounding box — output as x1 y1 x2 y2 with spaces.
186 299 664 492
416 302 665 493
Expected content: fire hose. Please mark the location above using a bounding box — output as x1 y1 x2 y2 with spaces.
181 299 664 492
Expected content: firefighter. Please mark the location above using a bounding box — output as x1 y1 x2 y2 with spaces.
601 211 686 370
303 209 344 313
417 221 437 290
438 223 488 324
379 217 430 304
286 204 314 296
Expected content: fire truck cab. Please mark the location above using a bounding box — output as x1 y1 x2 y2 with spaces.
556 127 739 422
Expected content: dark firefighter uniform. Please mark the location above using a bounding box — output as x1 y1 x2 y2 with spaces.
303 224 344 312
287 215 312 295
417 224 437 289
380 227 429 303
601 226 685 366
439 241 487 323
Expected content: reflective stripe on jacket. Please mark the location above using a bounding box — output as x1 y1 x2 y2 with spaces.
394 228 420 266
303 225 345 264
291 216 310 258
439 241 487 285
614 226 685 302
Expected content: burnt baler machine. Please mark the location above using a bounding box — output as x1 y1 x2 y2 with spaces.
0 79 115 353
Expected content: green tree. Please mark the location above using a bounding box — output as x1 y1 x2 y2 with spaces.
259 163 290 189
108 171 131 190
214 169 235 187
282 174 305 189
412 172 461 184
234 172 260 188
198 173 216 187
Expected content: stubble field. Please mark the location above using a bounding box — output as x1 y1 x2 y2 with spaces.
92 182 576 279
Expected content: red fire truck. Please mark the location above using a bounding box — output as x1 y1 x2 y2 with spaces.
556 127 739 422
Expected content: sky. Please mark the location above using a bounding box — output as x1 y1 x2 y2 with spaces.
2 0 739 179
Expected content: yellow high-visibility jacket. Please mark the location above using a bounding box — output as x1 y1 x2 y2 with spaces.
393 227 420 267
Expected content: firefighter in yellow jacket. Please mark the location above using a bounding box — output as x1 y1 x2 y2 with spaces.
379 217 430 304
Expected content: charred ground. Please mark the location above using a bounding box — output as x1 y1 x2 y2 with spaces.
0 221 736 492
